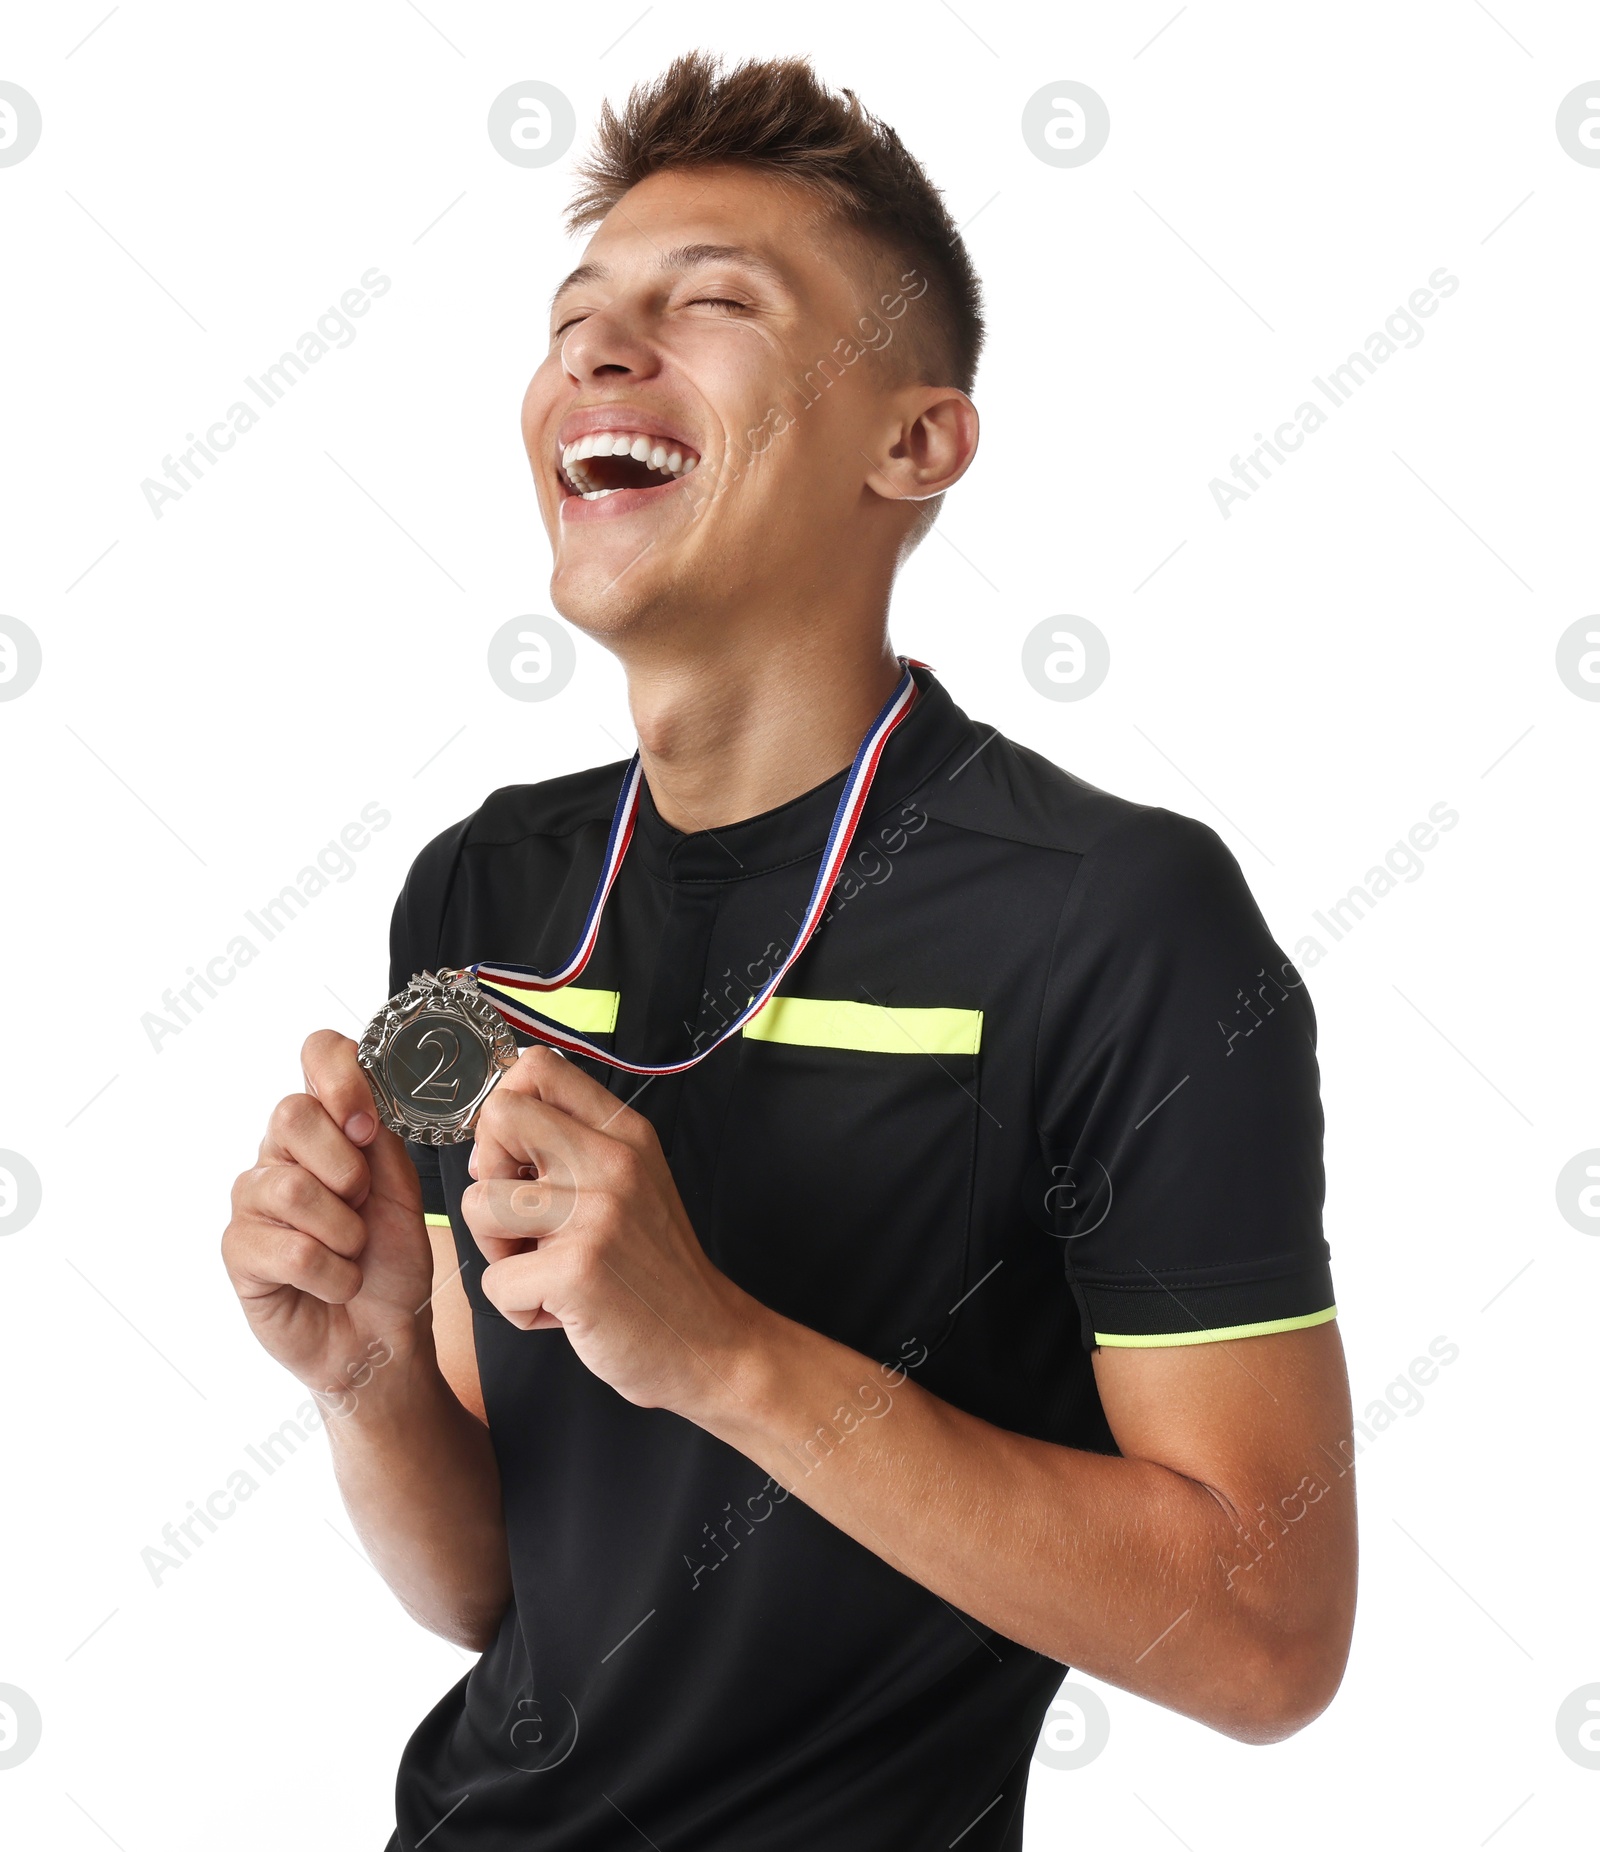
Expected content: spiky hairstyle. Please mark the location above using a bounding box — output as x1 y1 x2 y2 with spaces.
565 51 985 393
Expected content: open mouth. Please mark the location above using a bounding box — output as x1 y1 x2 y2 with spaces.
557 431 701 500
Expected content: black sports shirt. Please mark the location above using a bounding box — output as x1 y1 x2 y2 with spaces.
382 665 1334 1851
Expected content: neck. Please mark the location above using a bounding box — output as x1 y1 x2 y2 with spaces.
621 630 904 833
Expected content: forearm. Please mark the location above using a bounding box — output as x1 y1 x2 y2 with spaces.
695 1306 1352 1742
324 1334 511 1649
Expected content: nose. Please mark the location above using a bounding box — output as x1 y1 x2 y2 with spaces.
560 304 662 385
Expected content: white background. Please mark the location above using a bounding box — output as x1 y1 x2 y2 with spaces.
2 2 1597 1847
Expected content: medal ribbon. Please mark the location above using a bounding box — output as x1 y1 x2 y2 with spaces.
467 659 924 1077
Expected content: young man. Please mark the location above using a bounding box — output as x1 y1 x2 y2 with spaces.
222 53 1355 1852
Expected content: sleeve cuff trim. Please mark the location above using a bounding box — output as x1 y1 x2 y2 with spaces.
1094 1305 1337 1349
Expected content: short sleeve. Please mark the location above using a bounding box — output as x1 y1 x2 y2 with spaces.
1035 808 1334 1352
386 818 474 1222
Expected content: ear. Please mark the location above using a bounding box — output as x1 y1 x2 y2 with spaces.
862 387 980 504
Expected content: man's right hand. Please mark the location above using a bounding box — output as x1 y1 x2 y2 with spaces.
222 1029 509 1647
222 1029 435 1409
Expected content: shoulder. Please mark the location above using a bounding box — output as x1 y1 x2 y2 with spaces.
462 761 629 848
388 763 626 982
914 720 1245 913
399 760 627 901
1065 802 1254 935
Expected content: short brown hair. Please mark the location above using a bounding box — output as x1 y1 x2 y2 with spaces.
565 51 985 394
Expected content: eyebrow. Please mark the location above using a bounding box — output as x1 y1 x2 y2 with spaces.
548 242 793 313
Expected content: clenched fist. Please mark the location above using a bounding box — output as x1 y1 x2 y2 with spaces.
222 1029 434 1410
461 1044 763 1418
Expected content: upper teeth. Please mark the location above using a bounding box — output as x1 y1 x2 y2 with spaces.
560 431 699 495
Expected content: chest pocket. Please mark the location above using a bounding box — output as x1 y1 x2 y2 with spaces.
708 996 983 1363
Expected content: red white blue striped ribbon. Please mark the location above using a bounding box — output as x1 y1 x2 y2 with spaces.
468 659 924 1077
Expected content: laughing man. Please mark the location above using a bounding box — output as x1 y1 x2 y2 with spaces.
223 52 1355 1852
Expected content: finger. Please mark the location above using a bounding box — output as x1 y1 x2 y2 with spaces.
493 1043 655 1145
478 1248 563 1332
471 1073 615 1186
460 1175 579 1264
232 1160 370 1261
257 1092 372 1207
361 1111 428 1207
301 1028 380 1148
222 1212 365 1305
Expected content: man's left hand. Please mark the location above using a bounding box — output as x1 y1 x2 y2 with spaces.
462 1045 761 1415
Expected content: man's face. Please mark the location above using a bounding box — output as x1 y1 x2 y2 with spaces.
520 164 929 643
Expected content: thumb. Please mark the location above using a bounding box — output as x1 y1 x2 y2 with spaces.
302 1028 381 1146
363 1118 426 1207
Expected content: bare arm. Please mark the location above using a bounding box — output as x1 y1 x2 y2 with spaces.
696 1313 1356 1743
464 1045 1357 1742
320 1335 503 1646
222 1030 508 1648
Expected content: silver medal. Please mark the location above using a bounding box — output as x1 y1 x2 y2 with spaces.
358 969 519 1144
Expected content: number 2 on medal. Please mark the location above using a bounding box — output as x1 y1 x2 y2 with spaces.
413 1026 462 1102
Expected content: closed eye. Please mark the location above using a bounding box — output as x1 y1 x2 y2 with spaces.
551 297 748 341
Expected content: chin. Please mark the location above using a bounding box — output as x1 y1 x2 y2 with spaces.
548 569 667 643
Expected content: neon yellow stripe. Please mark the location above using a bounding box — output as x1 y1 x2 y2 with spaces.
1095 1306 1338 1349
494 983 620 1034
423 1213 451 1229
743 995 982 1056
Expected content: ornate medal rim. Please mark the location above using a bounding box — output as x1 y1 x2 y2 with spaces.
357 969 519 1146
